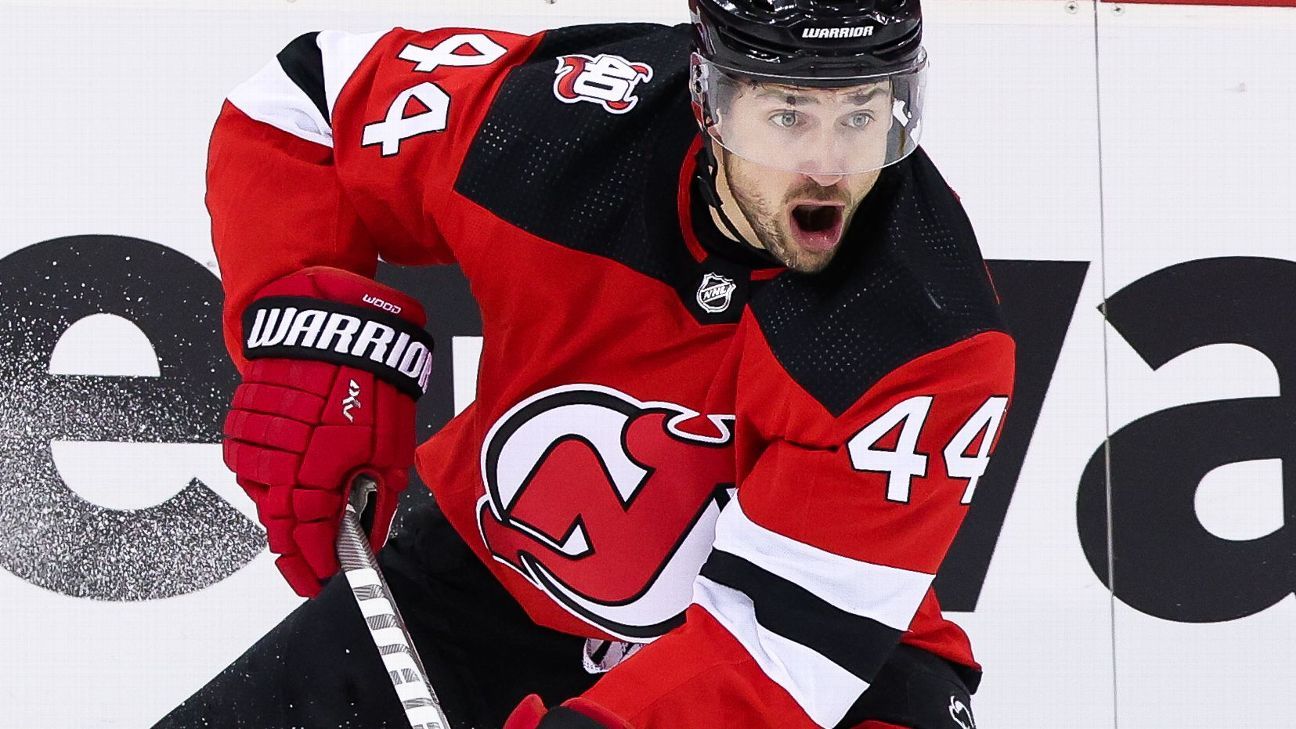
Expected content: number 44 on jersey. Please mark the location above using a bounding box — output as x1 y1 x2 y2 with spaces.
848 396 1010 505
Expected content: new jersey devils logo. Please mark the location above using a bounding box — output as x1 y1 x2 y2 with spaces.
477 384 734 640
553 54 654 114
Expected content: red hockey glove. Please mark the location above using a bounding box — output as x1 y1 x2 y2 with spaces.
505 695 633 729
222 266 433 597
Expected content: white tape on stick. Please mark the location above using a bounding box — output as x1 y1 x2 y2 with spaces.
339 476 452 729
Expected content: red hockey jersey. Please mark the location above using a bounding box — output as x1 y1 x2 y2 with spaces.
209 22 1015 729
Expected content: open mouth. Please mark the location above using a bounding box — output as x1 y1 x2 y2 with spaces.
789 203 846 252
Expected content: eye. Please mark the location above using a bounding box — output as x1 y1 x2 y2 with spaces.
844 111 874 129
769 110 801 129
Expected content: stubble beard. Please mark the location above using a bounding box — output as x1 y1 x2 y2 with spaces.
722 154 838 274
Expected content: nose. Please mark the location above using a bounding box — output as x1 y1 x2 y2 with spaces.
796 131 851 187
806 173 846 187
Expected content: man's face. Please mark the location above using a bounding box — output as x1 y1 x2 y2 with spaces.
720 152 880 273
714 81 891 273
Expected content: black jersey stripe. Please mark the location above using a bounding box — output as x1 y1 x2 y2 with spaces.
700 549 902 683
277 32 330 124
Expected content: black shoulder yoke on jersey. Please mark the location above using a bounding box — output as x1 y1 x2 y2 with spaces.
451 22 1004 405
454 24 728 316
749 149 1006 417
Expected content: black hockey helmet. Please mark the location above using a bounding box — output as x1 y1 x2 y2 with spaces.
689 0 927 176
690 0 924 85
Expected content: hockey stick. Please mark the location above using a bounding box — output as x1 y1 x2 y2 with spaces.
337 475 453 729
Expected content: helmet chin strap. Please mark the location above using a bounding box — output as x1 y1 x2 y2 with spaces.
695 138 758 248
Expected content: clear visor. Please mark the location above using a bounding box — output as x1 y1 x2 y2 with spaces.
691 51 927 176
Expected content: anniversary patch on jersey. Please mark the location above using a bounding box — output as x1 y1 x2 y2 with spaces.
553 53 654 114
476 384 735 640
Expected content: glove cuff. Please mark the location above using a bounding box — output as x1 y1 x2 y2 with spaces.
242 294 434 398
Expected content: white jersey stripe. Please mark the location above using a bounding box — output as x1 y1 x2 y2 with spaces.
712 497 934 631
317 30 388 121
694 576 867 728
227 57 333 148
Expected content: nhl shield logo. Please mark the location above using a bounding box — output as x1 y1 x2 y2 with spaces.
696 272 737 314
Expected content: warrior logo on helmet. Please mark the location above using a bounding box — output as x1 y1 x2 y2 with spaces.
553 54 654 114
802 26 875 40
477 384 734 640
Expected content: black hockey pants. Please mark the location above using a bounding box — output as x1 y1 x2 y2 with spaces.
153 503 977 729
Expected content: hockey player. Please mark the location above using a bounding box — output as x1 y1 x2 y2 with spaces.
158 0 1014 727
